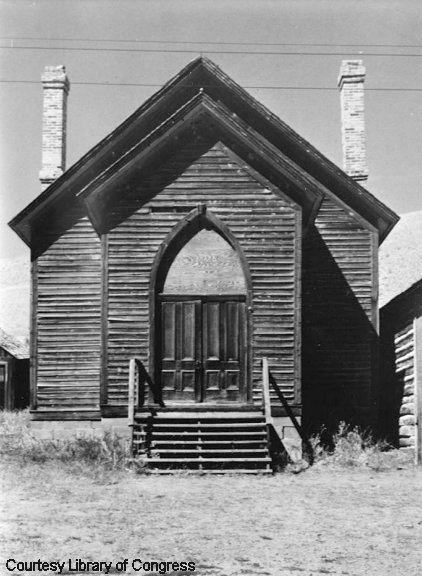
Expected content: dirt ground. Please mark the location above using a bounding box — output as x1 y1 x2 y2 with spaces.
1 459 422 576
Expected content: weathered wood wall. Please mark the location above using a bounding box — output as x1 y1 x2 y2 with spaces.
394 321 416 448
316 198 377 321
380 287 422 461
380 314 415 450
33 215 101 416
31 137 380 426
302 196 378 432
104 138 301 411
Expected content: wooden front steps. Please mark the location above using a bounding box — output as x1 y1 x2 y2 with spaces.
132 411 272 474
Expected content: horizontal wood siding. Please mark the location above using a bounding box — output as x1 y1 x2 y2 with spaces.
315 197 375 321
35 216 101 412
380 290 422 454
394 322 416 449
302 196 376 432
106 139 300 407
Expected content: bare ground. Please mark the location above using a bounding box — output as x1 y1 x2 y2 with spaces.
1 459 422 576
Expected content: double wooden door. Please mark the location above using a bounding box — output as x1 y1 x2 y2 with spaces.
159 296 246 403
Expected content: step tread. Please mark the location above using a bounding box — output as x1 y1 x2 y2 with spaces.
146 457 272 463
135 412 263 420
146 469 273 474
150 440 266 449
155 449 269 454
137 431 267 437
138 422 266 429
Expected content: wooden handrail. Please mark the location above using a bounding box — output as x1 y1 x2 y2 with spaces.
128 358 137 426
128 358 165 426
262 357 272 425
262 357 314 463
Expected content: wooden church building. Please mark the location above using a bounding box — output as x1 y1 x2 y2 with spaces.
10 58 398 469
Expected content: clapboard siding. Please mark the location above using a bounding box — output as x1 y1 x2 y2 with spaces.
302 196 376 432
380 287 422 457
315 197 375 320
380 313 416 450
394 322 416 448
105 139 301 407
35 216 101 411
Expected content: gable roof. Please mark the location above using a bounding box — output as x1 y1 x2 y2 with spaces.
0 326 29 359
9 56 398 250
79 91 323 234
380 210 422 308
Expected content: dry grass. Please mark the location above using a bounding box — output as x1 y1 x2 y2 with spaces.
0 410 130 470
1 412 422 575
307 422 414 472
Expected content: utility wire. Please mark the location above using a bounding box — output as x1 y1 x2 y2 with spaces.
1 36 422 49
1 45 422 57
0 79 421 91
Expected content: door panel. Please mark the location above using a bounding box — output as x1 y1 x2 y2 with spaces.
203 300 246 402
160 300 201 402
159 297 246 403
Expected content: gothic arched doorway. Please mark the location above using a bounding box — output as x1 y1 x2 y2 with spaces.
151 212 250 404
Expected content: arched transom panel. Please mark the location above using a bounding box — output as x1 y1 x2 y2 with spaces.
163 229 246 295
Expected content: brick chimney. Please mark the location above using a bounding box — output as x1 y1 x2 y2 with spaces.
39 65 70 191
338 60 368 183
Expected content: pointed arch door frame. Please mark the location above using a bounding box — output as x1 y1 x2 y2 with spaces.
149 206 253 404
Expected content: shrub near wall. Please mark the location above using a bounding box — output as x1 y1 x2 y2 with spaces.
310 422 413 471
0 410 130 469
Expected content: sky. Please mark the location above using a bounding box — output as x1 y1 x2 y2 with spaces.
0 0 421 260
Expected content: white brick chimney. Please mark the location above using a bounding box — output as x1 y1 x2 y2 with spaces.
338 60 368 183
39 65 70 191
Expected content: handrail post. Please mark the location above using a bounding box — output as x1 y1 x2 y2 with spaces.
262 357 272 425
128 357 136 427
